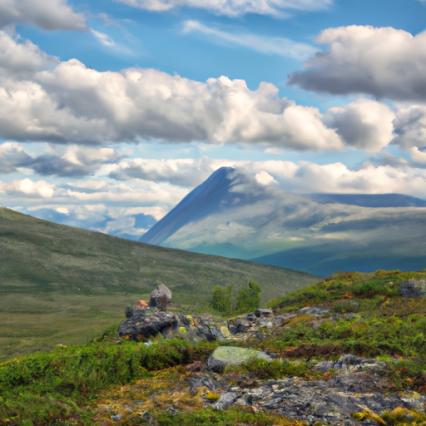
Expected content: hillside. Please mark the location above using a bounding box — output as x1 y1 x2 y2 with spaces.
0 206 319 360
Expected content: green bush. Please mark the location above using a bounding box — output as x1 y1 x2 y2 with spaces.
211 285 233 312
236 280 261 312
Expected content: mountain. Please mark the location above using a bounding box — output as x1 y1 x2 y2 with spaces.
0 206 319 360
140 167 236 245
140 167 426 276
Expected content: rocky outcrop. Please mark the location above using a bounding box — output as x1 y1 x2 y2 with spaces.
207 346 272 373
149 283 172 309
118 309 190 340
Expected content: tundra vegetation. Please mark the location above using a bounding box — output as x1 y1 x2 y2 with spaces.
2 269 426 425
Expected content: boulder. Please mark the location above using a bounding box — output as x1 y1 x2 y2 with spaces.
254 309 273 318
207 346 272 373
228 317 254 335
149 283 172 309
399 279 426 298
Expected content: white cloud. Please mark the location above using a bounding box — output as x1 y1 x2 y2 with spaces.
91 29 115 47
255 171 277 186
115 0 332 17
182 20 316 60
323 99 396 153
393 105 426 151
0 178 55 198
0 142 32 173
0 49 345 151
108 156 234 186
0 31 58 79
289 25 426 101
0 0 87 31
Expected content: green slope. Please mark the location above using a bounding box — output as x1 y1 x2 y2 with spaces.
0 207 319 359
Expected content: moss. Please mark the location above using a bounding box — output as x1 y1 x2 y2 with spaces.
205 391 220 401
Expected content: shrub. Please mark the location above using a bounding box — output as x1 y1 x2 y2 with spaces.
211 285 233 312
236 280 261 312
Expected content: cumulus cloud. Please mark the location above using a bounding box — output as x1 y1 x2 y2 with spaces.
393 105 426 151
182 20 316 60
289 25 426 101
0 31 58 79
115 0 332 17
323 99 395 153
0 178 55 198
0 142 32 173
0 48 345 151
0 176 187 210
108 156 233 186
0 0 87 31
0 143 122 178
0 32 403 153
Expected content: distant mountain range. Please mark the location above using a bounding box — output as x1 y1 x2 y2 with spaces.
140 167 426 276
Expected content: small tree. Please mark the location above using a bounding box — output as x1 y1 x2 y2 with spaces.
211 285 233 312
236 280 261 312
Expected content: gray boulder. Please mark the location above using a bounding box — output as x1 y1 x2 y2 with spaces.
207 346 272 373
149 283 172 309
254 309 273 318
399 279 426 298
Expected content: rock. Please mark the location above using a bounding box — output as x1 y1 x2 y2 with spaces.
117 310 182 340
299 306 329 315
213 392 239 410
111 414 122 422
255 309 273 318
207 346 272 373
149 283 172 309
228 317 255 335
399 279 426 298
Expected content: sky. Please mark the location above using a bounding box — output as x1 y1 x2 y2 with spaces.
1 0 426 240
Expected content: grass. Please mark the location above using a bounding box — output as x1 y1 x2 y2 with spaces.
0 336 218 425
0 206 319 360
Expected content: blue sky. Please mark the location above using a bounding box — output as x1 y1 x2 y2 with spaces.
1 0 426 240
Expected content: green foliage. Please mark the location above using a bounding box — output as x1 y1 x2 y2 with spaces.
261 314 426 359
0 339 218 424
236 280 261 312
225 358 313 380
211 285 233 312
265 269 425 311
156 406 293 426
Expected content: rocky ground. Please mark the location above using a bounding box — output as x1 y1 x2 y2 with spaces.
95 280 426 426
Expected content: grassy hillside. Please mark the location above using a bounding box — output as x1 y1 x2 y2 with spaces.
0 207 319 360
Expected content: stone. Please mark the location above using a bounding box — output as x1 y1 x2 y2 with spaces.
399 279 426 298
228 317 254 335
111 414 122 422
117 310 181 340
213 392 239 410
207 346 272 373
255 309 273 318
149 283 172 309
299 306 329 315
